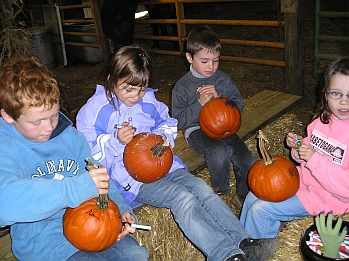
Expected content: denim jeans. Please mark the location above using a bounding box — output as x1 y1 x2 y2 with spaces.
135 168 250 261
187 129 257 201
67 234 149 261
240 192 310 238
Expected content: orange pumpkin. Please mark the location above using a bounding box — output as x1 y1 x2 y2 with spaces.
63 159 122 252
199 97 241 139
123 132 173 183
63 196 122 252
248 130 300 202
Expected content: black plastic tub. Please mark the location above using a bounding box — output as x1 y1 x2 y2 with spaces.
300 221 349 261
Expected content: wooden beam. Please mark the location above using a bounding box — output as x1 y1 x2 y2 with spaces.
91 0 111 62
281 0 296 13
282 0 305 95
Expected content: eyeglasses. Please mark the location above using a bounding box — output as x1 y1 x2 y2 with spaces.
326 91 349 100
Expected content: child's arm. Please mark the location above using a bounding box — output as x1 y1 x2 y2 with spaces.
172 82 202 130
76 97 126 167
0 131 101 226
306 152 349 199
219 76 244 112
299 122 349 199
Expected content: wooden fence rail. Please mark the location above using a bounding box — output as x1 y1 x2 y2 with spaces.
136 0 305 95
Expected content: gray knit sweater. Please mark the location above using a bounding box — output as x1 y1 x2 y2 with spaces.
171 69 244 139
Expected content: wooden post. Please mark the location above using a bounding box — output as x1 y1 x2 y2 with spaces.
281 0 305 95
91 0 111 62
175 0 186 53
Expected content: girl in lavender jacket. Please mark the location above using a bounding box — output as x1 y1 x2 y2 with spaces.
76 45 280 261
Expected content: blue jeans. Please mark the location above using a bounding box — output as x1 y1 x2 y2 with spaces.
187 129 257 200
240 192 310 238
135 168 250 261
67 235 149 261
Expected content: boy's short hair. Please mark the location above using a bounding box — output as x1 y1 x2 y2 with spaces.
186 25 221 57
0 57 60 120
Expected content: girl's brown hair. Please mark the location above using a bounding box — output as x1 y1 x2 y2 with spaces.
0 57 60 120
102 45 152 110
315 58 349 124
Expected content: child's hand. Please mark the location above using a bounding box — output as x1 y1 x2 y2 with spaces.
88 167 110 195
298 144 315 161
117 212 137 241
116 122 136 144
197 84 219 105
286 132 303 148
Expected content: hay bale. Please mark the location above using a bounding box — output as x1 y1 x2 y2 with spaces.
133 112 348 260
134 206 204 261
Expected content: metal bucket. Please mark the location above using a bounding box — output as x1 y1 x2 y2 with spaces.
63 23 103 64
28 27 55 69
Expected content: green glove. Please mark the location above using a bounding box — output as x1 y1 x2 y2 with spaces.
315 211 347 258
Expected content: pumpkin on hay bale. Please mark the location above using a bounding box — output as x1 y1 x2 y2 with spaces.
63 159 123 252
199 97 241 139
248 130 300 202
123 132 173 183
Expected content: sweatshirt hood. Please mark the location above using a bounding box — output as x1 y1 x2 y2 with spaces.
0 111 72 144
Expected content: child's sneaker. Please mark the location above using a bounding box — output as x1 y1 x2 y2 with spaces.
227 254 250 261
239 238 280 261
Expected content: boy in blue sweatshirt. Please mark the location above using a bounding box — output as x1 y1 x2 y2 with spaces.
0 57 148 261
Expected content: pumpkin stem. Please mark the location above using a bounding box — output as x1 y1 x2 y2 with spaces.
85 158 109 210
256 130 274 166
150 137 170 157
96 194 109 210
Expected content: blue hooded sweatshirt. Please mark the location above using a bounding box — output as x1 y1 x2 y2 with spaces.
0 112 134 261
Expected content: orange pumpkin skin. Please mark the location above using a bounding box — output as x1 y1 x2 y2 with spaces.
63 197 122 252
248 156 300 202
123 132 173 183
199 97 241 139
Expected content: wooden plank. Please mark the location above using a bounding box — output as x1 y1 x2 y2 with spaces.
0 233 17 261
237 90 302 140
173 131 206 175
173 90 301 173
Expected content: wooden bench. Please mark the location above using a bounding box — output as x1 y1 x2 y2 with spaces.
173 90 302 174
0 90 301 261
0 233 16 261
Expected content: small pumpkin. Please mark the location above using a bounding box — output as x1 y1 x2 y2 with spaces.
248 130 300 202
123 132 173 183
199 97 241 139
63 159 122 252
